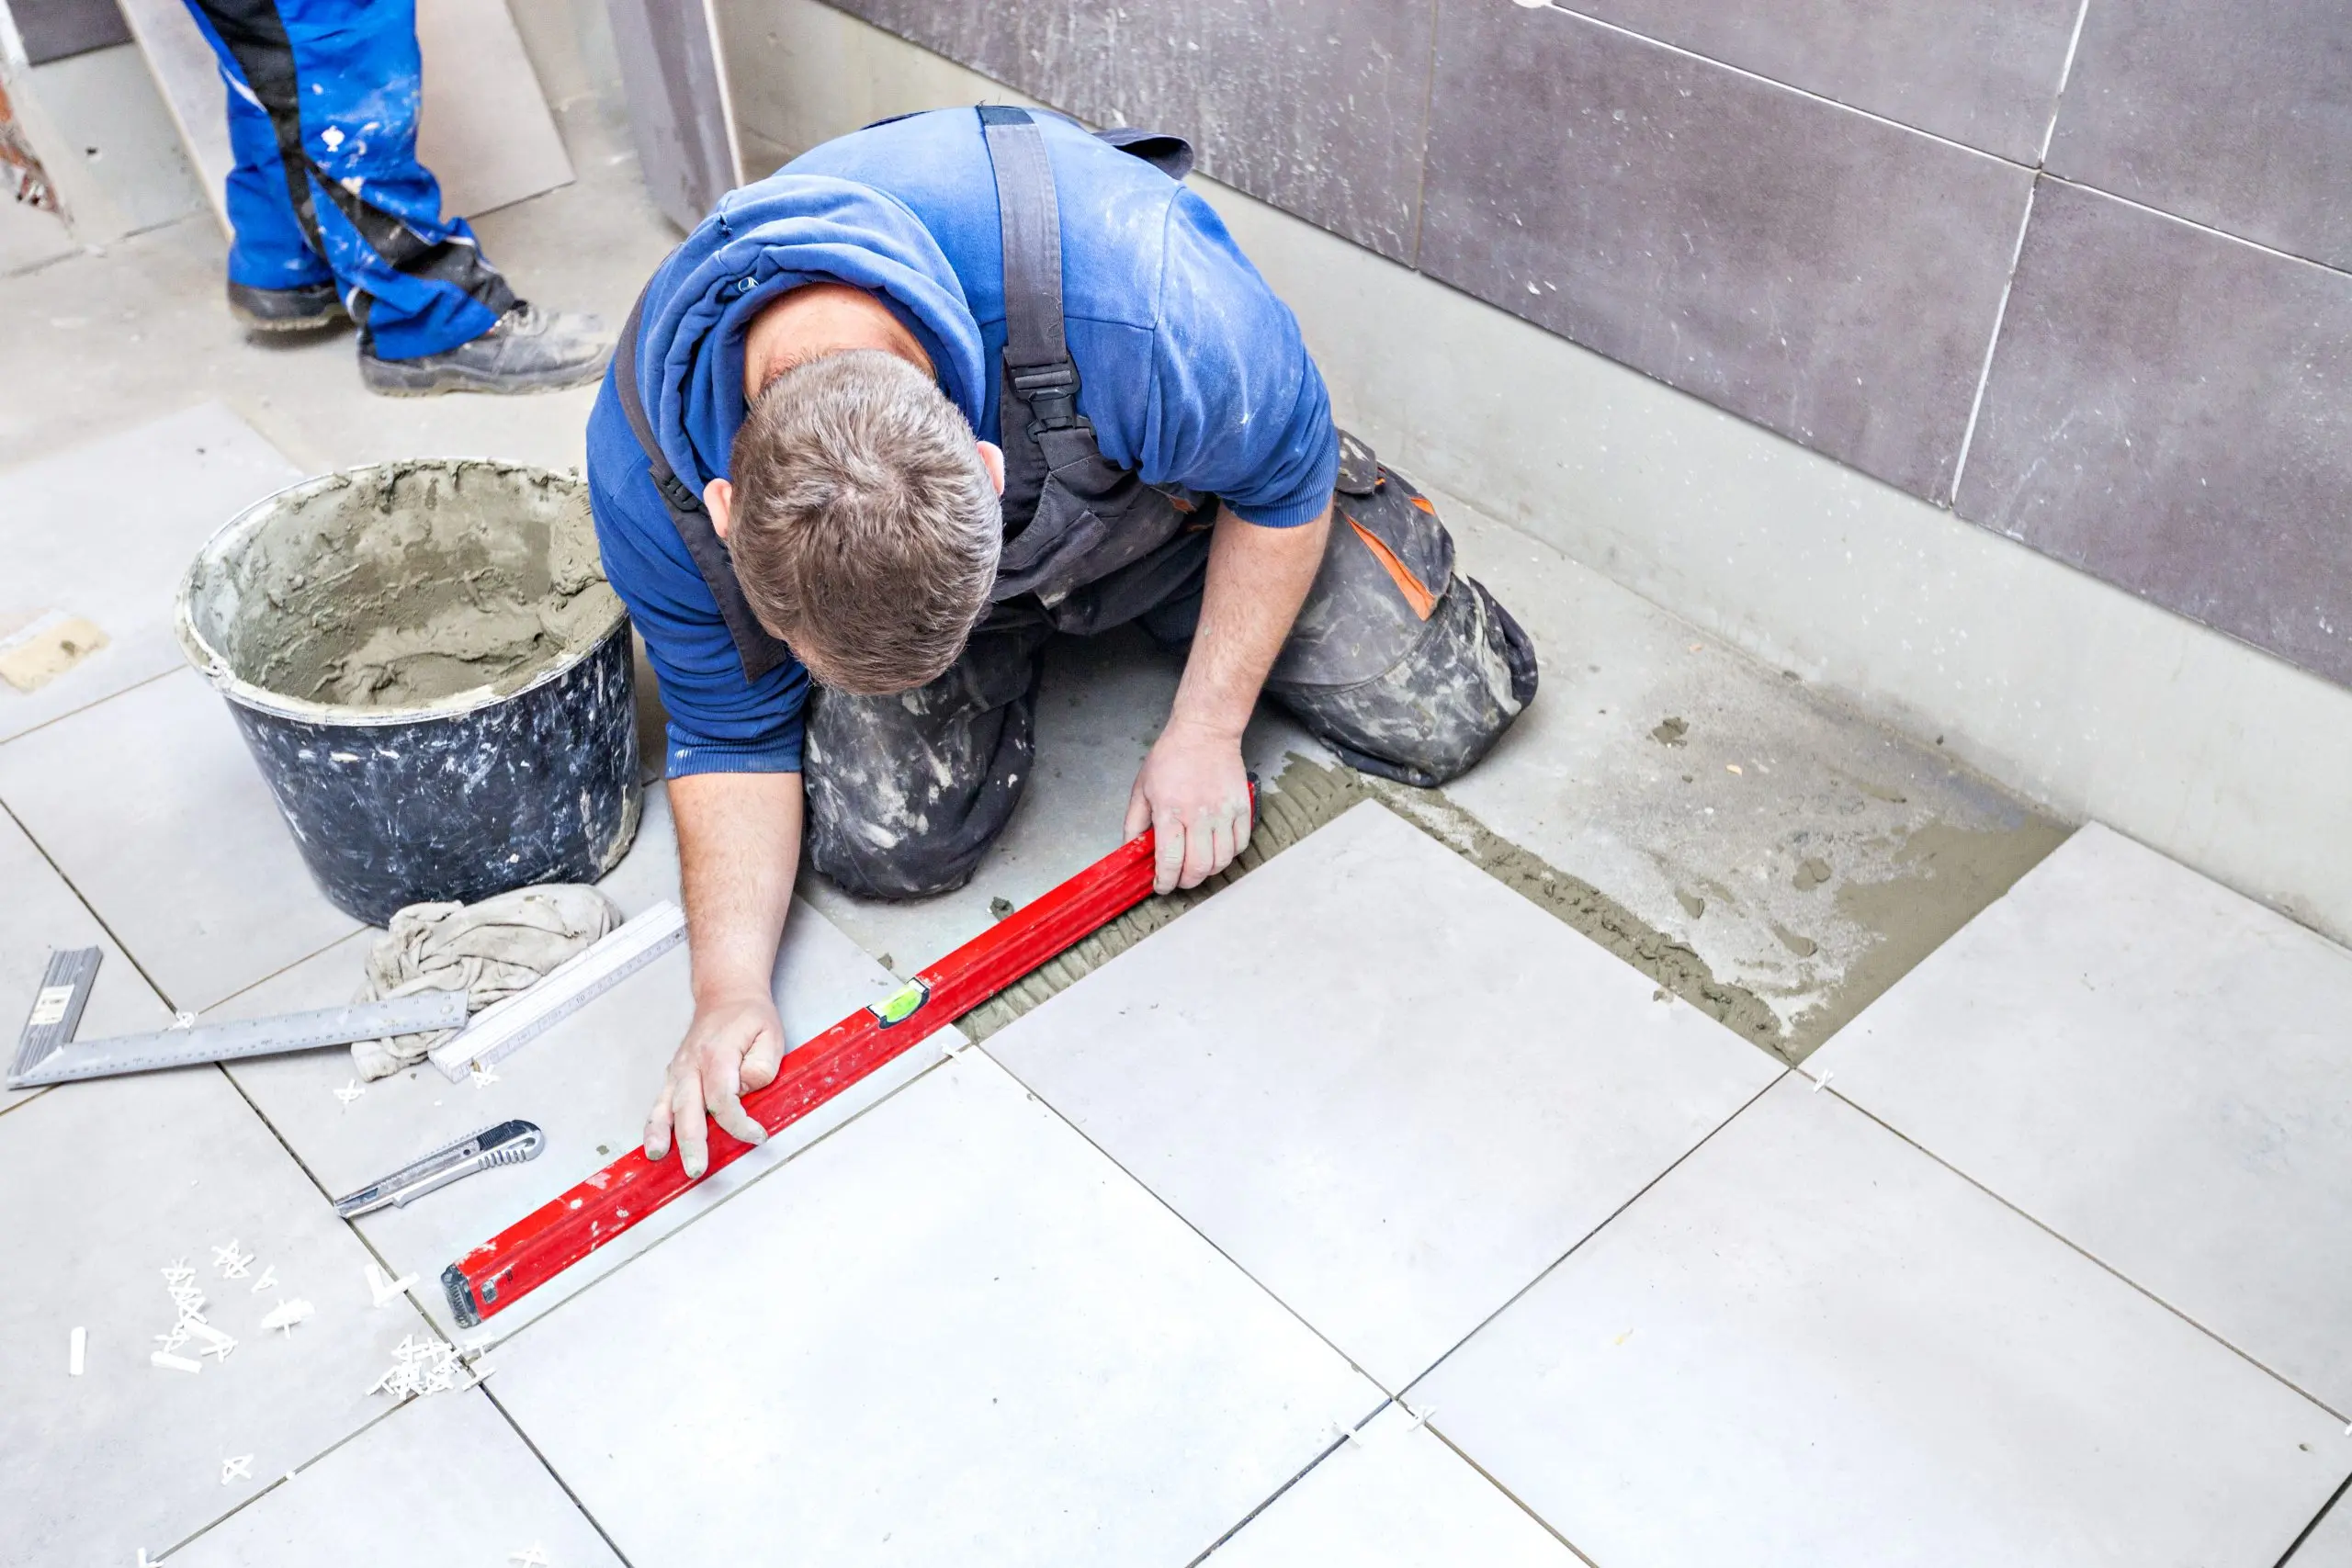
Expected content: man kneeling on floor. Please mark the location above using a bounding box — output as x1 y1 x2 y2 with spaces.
590 106 1539 1177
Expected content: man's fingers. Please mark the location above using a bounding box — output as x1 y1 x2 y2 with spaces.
1152 806 1185 894
673 1074 710 1179
642 1090 674 1162
1186 810 1223 888
707 1090 767 1148
1123 777 1152 842
701 1039 769 1150
739 1021 787 1092
1231 796 1253 859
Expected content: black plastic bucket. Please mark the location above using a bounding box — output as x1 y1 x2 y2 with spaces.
175 459 641 925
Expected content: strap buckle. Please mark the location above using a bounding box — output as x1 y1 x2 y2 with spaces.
1011 360 1081 431
653 469 703 514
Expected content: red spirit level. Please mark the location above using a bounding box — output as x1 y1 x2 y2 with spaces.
443 814 1209 1327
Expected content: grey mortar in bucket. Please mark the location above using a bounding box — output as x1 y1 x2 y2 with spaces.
176 458 642 925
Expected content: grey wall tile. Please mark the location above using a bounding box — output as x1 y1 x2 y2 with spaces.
1560 0 2078 164
830 0 1435 260
1420 3 2032 502
2048 0 2352 272
1956 178 2352 688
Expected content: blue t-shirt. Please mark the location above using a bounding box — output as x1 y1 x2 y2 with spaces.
585 107 1339 778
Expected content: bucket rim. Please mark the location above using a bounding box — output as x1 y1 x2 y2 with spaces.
175 458 629 728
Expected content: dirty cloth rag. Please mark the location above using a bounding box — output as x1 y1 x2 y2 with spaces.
352 885 622 1079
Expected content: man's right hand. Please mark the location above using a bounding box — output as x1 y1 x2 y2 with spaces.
650 768 807 1179
644 990 787 1179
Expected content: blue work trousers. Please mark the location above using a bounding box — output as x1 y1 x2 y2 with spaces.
185 0 514 359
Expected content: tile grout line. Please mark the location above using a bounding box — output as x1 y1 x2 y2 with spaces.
2276 1468 2352 1568
1823 1083 2352 1424
2038 168 2352 275
1396 1066 1790 1402
1523 1 2037 171
0 793 178 1010
480 1382 642 1568
1185 1402 1598 1568
200 923 370 1018
1945 176 2039 508
153 1393 420 1559
1181 1421 1374 1567
2038 0 2095 166
976 1043 1401 1396
0 787 174 1127
1421 1422 1601 1566
0 660 183 749
1405 0 1441 271
458 1041 962 1354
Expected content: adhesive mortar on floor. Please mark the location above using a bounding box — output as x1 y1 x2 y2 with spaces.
963 754 1786 1048
964 752 2065 1065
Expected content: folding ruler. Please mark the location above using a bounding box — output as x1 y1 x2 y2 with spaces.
425 902 686 1082
441 807 1226 1326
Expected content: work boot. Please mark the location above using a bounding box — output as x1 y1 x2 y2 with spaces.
227 278 347 333
358 303 614 397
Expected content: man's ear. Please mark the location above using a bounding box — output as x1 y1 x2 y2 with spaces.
704 477 734 542
977 440 1006 497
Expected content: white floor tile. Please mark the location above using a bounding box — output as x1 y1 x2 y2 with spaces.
0 1066 444 1567
0 804 171 1113
0 668 360 1011
0 403 301 741
218 813 944 1337
1808 822 2352 1412
491 1051 1385 1568
1415 1078 2346 1568
1204 1400 1577 1567
988 799 1781 1390
168 1389 622 1568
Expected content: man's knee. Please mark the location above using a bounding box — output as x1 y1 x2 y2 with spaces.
1275 574 1538 787
801 686 1032 900
1268 448 1539 787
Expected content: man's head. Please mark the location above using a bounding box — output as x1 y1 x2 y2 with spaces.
707 340 1003 695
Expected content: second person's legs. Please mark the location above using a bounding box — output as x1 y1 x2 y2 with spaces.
186 0 610 391
187 0 511 355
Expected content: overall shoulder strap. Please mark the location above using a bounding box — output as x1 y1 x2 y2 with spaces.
978 107 1084 436
1091 126 1194 181
614 285 794 684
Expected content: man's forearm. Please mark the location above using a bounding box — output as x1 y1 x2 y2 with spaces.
1170 502 1331 738
670 769 805 1005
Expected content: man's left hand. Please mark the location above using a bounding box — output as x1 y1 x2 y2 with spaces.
1125 716 1252 894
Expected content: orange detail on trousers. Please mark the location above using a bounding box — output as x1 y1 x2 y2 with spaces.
1344 513 1439 620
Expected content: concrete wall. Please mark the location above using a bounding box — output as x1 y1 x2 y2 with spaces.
711 0 2352 948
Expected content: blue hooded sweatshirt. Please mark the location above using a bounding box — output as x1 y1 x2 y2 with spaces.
585 107 1339 779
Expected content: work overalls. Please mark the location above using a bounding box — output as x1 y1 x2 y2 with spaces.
616 107 1538 899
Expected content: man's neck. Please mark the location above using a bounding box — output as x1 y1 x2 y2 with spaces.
741 282 933 400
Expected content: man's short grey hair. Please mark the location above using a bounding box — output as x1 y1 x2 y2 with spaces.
727 348 1001 695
